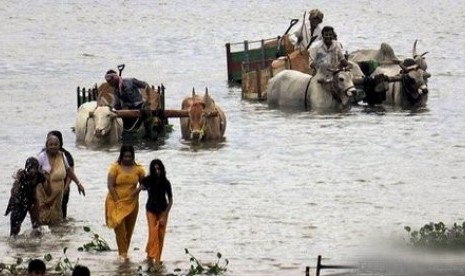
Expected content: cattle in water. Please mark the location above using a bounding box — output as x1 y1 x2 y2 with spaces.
180 89 226 143
348 40 429 75
96 82 160 110
266 66 357 112
370 58 431 108
75 101 123 146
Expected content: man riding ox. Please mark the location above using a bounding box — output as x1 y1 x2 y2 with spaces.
180 89 227 143
75 101 123 147
266 65 357 112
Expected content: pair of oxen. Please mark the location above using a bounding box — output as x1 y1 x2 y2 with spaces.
266 39 431 112
75 86 226 147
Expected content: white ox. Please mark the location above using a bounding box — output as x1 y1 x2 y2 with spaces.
75 101 123 146
267 66 357 112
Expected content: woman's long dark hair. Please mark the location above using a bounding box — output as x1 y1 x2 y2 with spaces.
117 144 135 164
147 159 167 183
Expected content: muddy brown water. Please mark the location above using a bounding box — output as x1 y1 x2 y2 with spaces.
1 1 465 275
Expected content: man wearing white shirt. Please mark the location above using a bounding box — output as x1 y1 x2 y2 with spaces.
289 9 324 51
308 26 348 74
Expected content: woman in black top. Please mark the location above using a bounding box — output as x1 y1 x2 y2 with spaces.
5 157 47 237
141 159 173 264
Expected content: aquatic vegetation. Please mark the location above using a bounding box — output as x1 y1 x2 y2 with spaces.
1 226 228 275
136 248 229 276
52 247 75 274
405 221 465 250
77 226 111 252
184 248 229 275
0 253 60 275
0 256 28 274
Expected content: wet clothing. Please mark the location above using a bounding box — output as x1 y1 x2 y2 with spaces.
114 78 148 110
36 151 70 225
5 169 46 236
61 148 74 219
105 162 145 257
142 177 172 215
142 175 172 261
146 211 169 261
309 40 345 70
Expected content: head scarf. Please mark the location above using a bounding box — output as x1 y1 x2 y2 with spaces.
309 9 324 21
105 70 123 91
24 157 39 174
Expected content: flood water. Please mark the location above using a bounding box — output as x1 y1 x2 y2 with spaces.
1 1 465 275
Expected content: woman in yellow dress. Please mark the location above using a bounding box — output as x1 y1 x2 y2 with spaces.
105 144 145 261
36 134 85 226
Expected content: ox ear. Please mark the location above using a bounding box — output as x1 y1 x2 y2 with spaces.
424 72 432 79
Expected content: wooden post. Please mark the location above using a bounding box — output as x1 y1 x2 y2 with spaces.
316 255 322 276
244 40 250 72
76 86 81 109
260 39 265 68
161 84 168 125
305 266 310 276
256 68 262 99
226 43 232 82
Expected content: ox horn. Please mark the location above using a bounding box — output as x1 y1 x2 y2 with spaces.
412 39 418 58
192 87 196 98
205 87 209 96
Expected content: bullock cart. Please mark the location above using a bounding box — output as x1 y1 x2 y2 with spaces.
226 37 281 84
225 19 299 84
76 83 178 142
240 59 274 100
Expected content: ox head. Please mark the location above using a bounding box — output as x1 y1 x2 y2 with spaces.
188 88 216 143
412 39 429 71
320 67 358 106
89 105 119 138
400 58 431 102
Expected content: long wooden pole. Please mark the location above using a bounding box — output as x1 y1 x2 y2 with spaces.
112 109 219 118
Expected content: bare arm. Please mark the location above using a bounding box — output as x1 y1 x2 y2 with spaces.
64 167 73 192
66 167 85 196
166 181 173 214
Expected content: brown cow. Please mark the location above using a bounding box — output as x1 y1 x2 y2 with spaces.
180 89 226 143
96 82 160 110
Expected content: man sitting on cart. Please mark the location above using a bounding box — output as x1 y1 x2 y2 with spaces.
104 69 153 138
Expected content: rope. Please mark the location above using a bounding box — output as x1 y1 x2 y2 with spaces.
304 77 312 110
